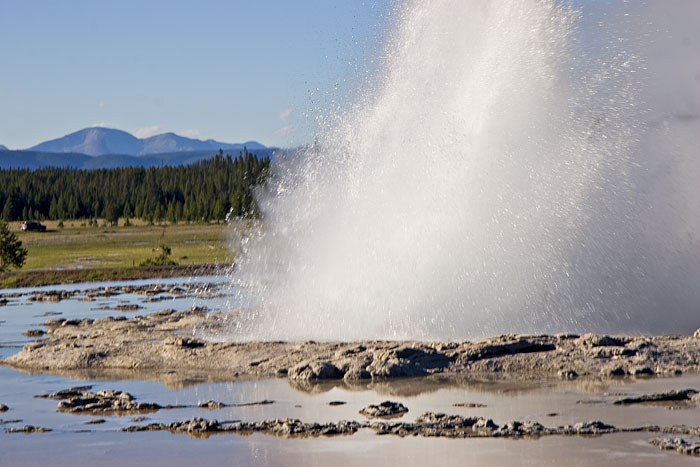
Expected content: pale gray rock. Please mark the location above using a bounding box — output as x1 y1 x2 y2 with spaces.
360 401 409 419
650 437 700 456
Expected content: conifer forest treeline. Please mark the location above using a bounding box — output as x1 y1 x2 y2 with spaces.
0 151 270 224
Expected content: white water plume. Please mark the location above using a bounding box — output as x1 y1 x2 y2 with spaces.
228 0 700 341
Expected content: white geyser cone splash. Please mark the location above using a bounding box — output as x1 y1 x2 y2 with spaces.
228 0 700 341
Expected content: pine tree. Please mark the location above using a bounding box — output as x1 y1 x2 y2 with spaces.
0 220 28 271
2 197 14 221
0 153 270 223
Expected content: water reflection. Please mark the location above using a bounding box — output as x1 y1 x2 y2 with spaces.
1 278 699 466
287 374 661 398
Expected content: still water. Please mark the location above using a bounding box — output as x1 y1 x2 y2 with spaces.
1 278 699 466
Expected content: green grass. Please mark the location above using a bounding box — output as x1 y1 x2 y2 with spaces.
0 220 254 288
9 220 242 271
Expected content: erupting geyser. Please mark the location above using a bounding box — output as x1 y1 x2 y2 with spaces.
228 0 700 341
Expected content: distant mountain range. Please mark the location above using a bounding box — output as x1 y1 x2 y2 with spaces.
28 127 266 157
0 148 278 170
0 127 277 170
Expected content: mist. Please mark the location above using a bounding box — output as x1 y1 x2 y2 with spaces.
226 0 700 341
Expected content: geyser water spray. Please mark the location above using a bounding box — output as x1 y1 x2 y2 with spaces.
228 0 700 341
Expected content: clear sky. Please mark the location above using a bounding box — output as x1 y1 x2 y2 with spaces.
0 0 391 149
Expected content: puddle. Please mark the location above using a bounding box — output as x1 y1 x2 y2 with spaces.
0 276 233 360
2 366 699 466
1 278 699 466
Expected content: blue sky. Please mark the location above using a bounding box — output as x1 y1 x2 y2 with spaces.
0 0 390 149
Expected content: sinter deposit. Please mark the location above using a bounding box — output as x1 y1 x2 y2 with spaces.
4 307 700 381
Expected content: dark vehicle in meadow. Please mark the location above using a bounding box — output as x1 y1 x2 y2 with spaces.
21 221 46 232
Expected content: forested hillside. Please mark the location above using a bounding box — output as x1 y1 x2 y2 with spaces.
0 150 270 223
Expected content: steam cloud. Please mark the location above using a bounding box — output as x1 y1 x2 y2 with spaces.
227 0 700 341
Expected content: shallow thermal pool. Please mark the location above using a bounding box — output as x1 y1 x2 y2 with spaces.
1 278 699 466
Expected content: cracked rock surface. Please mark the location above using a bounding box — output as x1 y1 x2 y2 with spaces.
3 308 700 382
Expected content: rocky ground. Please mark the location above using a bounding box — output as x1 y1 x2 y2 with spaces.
7 384 700 455
119 412 699 455
2 302 700 457
3 305 700 383
5 382 700 456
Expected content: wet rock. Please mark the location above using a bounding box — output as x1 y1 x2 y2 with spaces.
86 419 106 424
630 366 654 376
130 416 147 422
694 328 700 339
115 412 698 443
558 369 578 379
360 401 409 419
473 417 499 431
613 389 699 405
494 420 547 437
452 402 487 408
343 368 372 380
4 312 700 382
5 425 51 433
232 399 275 407
565 421 617 435
0 403 8 412
579 334 628 347
236 418 363 437
198 400 226 409
656 367 683 376
145 295 176 303
112 304 143 312
328 401 347 406
289 361 344 380
600 366 627 377
55 389 161 414
589 347 635 359
61 319 82 327
370 413 497 437
23 342 44 352
151 308 177 317
23 329 45 337
123 418 213 433
187 305 209 315
368 421 420 436
416 412 482 428
467 336 556 362
650 437 700 456
122 417 364 438
28 290 75 302
35 385 93 399
335 345 367 358
42 318 65 327
367 346 452 378
163 336 205 348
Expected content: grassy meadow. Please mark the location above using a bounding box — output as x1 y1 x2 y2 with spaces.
1 220 247 287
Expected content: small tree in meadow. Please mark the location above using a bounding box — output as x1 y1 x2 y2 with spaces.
0 220 28 272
